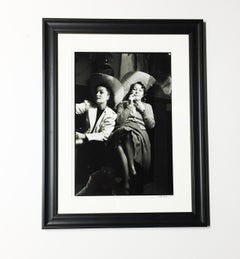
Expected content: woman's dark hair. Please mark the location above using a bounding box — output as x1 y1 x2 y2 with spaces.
124 81 147 102
93 84 115 108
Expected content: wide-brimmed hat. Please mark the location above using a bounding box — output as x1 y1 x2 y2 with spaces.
121 71 156 95
88 73 124 107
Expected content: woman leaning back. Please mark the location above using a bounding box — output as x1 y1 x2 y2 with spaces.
110 73 155 193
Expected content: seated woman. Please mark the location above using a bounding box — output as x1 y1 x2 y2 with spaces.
110 79 155 193
75 73 124 192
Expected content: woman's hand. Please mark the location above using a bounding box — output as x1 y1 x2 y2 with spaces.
128 94 135 103
134 100 145 113
76 132 86 144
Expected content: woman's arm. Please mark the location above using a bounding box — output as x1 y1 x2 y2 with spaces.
76 100 90 114
75 100 91 145
140 103 155 129
116 101 134 125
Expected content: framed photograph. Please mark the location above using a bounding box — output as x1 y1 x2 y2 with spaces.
43 18 209 228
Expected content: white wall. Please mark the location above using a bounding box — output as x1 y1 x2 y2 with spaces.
1 0 240 258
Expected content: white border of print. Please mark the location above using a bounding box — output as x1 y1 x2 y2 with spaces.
58 34 191 214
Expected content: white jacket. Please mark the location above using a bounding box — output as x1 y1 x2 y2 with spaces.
76 100 117 142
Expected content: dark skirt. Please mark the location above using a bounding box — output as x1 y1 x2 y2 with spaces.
109 121 151 172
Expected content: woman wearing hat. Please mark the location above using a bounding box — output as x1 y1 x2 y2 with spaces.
75 73 124 144
75 73 124 191
110 72 156 193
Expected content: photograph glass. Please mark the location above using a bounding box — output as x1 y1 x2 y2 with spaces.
75 52 173 196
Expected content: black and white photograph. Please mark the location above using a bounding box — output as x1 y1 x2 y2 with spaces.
43 18 209 228
74 52 173 196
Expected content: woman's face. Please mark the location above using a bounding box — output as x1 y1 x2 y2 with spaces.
130 83 144 101
95 86 110 105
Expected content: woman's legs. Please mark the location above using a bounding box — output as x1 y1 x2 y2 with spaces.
122 133 136 176
116 144 130 191
114 131 136 192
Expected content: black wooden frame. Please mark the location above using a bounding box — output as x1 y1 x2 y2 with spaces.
43 18 209 228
